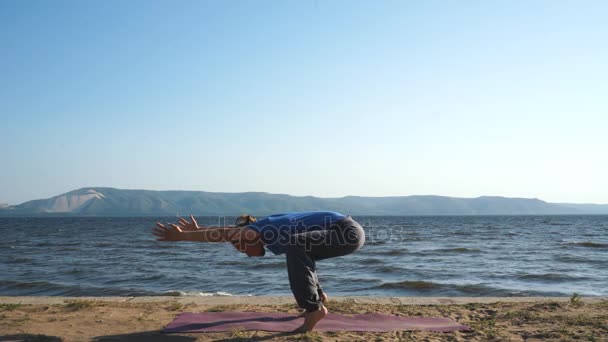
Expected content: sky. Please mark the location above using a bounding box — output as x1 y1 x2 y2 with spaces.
1 0 607 205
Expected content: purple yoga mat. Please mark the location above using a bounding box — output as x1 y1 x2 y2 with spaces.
163 312 470 333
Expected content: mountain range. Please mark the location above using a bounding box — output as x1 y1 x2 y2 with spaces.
1 187 607 216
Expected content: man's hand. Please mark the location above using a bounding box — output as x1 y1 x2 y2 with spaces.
152 222 185 241
177 215 201 231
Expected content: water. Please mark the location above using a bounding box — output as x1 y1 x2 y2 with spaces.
1 216 606 297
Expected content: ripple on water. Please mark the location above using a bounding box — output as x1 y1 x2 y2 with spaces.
554 254 603 264
565 241 608 248
516 273 591 283
375 265 404 273
372 280 512 296
357 257 385 265
430 247 481 253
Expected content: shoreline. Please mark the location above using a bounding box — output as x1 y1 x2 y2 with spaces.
2 295 608 305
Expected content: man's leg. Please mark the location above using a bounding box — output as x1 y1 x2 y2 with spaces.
288 219 365 331
286 229 335 331
315 276 327 302
286 243 322 312
297 270 327 317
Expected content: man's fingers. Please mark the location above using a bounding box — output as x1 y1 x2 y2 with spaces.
153 221 183 241
155 223 170 232
178 218 190 226
190 214 198 227
152 229 165 237
153 226 166 233
169 223 183 232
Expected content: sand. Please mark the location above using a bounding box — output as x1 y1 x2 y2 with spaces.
1 296 607 341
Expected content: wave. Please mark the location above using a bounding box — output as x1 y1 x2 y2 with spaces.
554 254 604 264
32 242 56 247
0 279 156 296
517 273 590 282
92 242 115 247
217 260 245 266
62 268 84 275
255 261 287 269
365 240 388 246
377 280 440 290
134 274 166 281
151 250 181 256
373 280 517 296
431 247 481 253
162 290 240 297
542 221 572 226
384 249 408 256
0 279 241 297
5 256 34 264
375 265 405 273
565 241 608 248
33 241 82 247
449 231 471 236
364 249 408 256
406 247 481 256
358 257 385 265
215 260 286 269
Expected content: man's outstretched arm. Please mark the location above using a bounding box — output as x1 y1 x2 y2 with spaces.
153 222 242 242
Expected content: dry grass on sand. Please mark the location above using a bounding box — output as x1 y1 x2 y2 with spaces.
1 298 607 341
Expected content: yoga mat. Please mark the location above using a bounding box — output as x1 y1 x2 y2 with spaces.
163 312 470 333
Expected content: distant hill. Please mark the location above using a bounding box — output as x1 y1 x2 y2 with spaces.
1 187 607 216
556 203 608 215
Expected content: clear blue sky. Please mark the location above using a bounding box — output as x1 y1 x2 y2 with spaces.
1 0 607 205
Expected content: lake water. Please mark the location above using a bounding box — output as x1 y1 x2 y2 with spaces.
1 216 606 297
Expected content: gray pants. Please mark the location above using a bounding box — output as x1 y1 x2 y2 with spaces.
286 216 365 312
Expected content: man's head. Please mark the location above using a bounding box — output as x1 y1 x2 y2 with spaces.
230 229 265 256
231 217 265 257
235 214 257 228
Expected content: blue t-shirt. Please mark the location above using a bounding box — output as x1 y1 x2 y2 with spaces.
247 211 346 255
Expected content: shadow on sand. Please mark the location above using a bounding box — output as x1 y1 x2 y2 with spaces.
90 330 298 341
91 331 196 341
0 330 301 341
0 334 62 342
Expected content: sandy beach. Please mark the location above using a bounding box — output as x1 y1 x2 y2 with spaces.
1 296 607 341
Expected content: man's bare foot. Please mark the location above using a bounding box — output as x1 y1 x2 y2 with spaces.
293 305 328 332
298 293 328 317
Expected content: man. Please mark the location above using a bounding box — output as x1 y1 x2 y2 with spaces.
153 211 365 331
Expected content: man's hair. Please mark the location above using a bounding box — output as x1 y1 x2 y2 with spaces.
235 214 257 227
233 214 264 256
